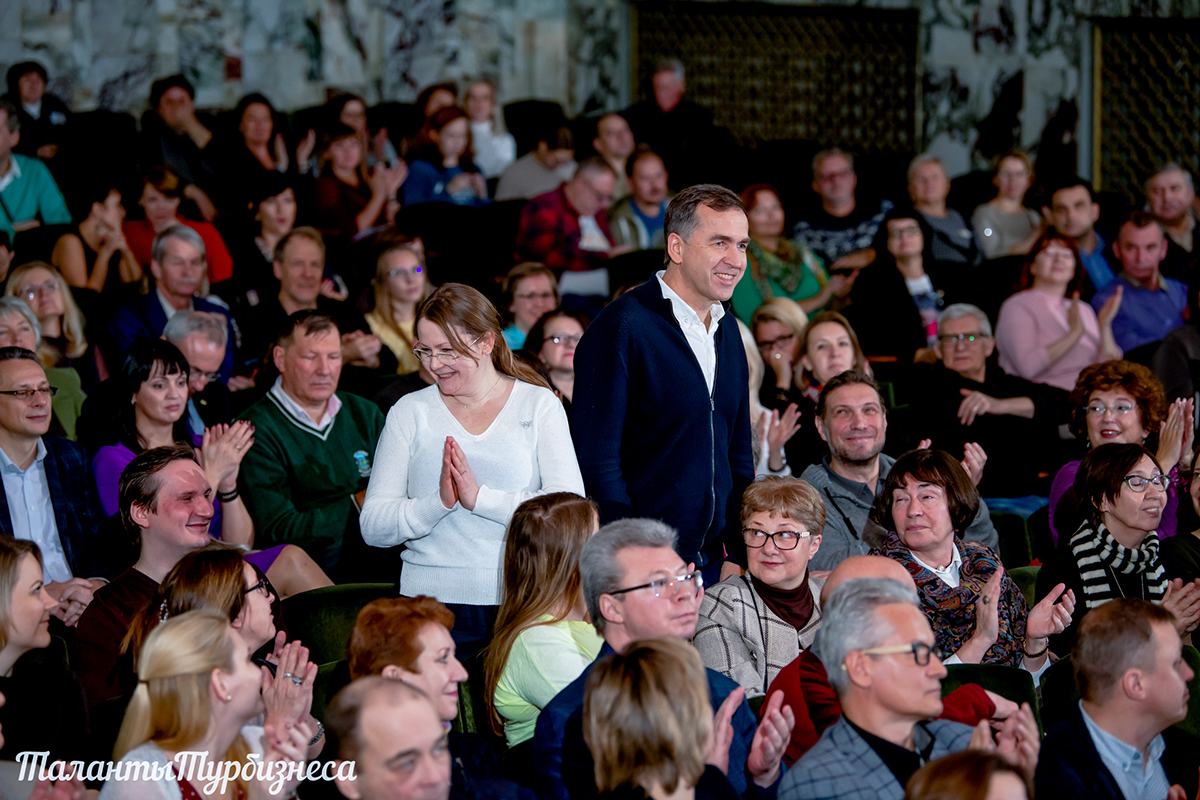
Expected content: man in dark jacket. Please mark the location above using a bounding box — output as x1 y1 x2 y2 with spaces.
571 184 755 582
1035 599 1200 799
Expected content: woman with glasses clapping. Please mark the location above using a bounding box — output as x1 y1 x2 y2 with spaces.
693 476 827 696
361 283 585 661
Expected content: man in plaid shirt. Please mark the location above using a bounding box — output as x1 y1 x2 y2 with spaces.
514 157 618 283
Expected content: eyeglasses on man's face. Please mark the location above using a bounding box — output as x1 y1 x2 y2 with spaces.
938 332 987 346
742 529 810 550
0 387 58 401
1123 474 1170 492
413 335 483 365
855 641 941 667
608 570 704 600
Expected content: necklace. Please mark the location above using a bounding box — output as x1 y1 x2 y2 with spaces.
451 372 503 411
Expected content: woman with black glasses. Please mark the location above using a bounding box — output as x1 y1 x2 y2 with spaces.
360 283 584 660
694 476 826 696
521 307 590 414
870 448 1074 673
1037 442 1200 653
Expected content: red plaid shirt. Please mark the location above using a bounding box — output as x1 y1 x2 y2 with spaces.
514 185 613 274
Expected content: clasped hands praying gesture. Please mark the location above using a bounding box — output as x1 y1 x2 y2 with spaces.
439 436 480 511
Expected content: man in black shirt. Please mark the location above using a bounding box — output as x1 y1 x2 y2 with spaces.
792 148 893 273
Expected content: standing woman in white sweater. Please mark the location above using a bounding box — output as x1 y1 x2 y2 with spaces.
360 283 585 661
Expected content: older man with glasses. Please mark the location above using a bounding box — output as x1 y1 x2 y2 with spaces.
913 303 1060 499
533 517 794 800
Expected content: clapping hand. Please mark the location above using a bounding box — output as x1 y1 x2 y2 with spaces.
748 690 794 787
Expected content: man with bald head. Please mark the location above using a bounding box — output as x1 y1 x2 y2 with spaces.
766 556 1003 765
328 677 452 800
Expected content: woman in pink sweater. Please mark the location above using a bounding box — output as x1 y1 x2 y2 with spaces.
995 231 1123 392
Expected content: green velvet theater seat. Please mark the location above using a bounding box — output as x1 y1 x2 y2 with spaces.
281 583 394 666
944 662 1042 733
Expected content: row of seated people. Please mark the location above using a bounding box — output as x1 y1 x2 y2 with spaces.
0 492 1191 800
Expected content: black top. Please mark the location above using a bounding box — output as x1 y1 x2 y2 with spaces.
3 92 70 157
0 648 90 763
1162 531 1200 585
759 384 826 475
846 718 928 789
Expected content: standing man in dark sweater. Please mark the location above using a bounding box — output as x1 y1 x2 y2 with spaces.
572 184 755 583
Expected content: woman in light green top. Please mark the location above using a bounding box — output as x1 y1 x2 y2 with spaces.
484 492 601 749
731 184 855 324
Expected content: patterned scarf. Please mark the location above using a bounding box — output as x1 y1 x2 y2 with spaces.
1069 523 1168 610
748 239 825 299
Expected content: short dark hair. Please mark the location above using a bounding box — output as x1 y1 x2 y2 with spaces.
1073 598 1177 702
1121 210 1164 236
117 339 192 454
521 307 591 357
815 369 884 418
118 443 198 540
0 347 38 364
1074 442 1163 529
6 61 48 96
625 145 663 179
869 449 980 536
326 677 434 761
663 185 744 259
1050 178 1098 205
276 310 339 350
150 74 195 109
0 99 19 134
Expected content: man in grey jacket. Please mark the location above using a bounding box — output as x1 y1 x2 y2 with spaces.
801 370 998 572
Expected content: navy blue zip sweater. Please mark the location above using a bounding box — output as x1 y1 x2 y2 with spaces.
571 276 755 569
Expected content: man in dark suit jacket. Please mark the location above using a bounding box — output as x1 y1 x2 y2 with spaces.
0 348 109 627
1036 599 1200 800
571 185 754 584
106 224 234 379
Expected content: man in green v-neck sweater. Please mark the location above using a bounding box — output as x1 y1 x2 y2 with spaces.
237 311 389 580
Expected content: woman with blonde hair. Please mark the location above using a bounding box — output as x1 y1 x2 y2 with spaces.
5 261 105 389
972 150 1043 259
365 239 431 375
361 283 585 659
0 539 89 766
484 492 602 749
106 609 311 800
584 637 737 800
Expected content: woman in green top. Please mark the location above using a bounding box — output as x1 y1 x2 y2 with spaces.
731 184 854 323
484 492 602 752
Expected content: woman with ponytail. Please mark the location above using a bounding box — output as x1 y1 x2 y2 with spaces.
361 283 585 660
105 609 310 800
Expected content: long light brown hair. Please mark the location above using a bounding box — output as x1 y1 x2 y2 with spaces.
370 239 430 349
0 538 41 652
5 262 89 363
416 283 550 389
483 492 597 734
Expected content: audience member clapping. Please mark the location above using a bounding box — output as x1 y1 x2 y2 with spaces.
365 240 431 375
501 262 559 350
1049 361 1190 542
749 298 809 470
867 449 1074 671
732 185 842 323
584 637 740 800
361 284 584 659
994 230 1123 394
533 518 794 800
123 165 234 284
738 319 797 477
0 539 89 766
1038 442 1200 653
102 609 311 800
51 180 142 297
329 93 396 168
314 123 406 237
694 477 825 695
485 493 602 749
465 79 516 180
776 577 1039 800
403 106 488 208
972 150 1042 259
520 307 588 411
908 155 981 265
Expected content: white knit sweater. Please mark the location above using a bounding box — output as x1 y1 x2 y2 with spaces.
360 381 585 605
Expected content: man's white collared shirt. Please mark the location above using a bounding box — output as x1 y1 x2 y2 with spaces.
655 271 724 394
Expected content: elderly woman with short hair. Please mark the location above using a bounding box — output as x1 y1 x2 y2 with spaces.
694 476 825 696
869 449 1074 673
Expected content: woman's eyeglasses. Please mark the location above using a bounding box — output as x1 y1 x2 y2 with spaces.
413 336 483 365
742 529 810 550
1123 474 1170 492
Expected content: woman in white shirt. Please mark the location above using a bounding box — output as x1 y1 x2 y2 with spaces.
465 79 516 181
360 283 585 660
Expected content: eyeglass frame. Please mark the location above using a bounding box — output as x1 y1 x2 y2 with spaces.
741 528 811 550
756 332 795 351
19 279 60 301
1083 403 1137 416
607 570 704 599
244 576 274 599
853 641 940 667
1123 473 1170 492
412 335 483 365
386 266 423 279
937 332 988 346
548 334 583 346
0 387 59 401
